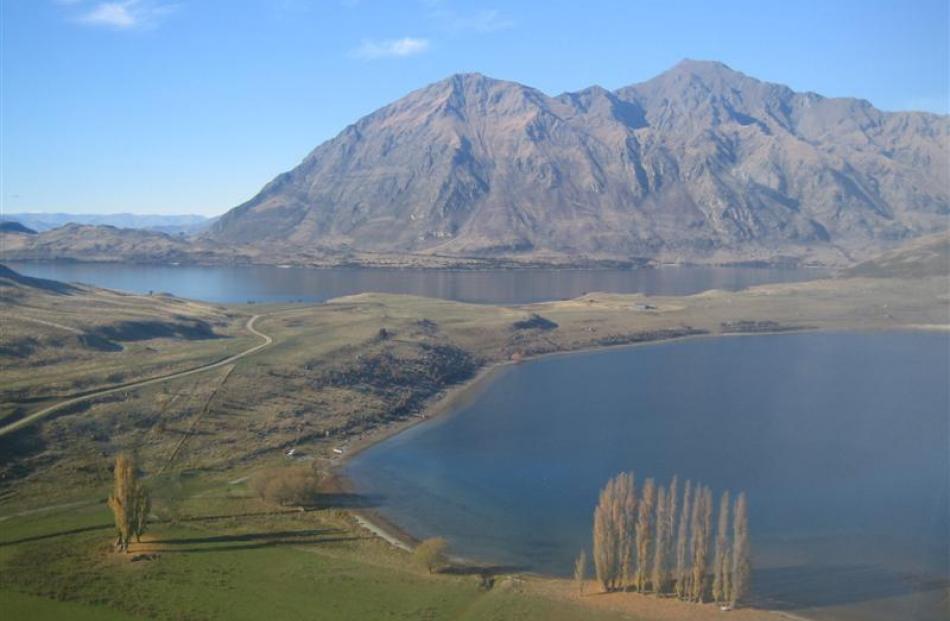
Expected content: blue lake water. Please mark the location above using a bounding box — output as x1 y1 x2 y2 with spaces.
5 262 824 304
346 331 950 619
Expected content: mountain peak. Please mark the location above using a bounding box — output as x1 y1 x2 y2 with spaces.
210 62 949 266
670 58 739 75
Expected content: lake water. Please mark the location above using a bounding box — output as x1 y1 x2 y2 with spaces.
5 262 824 305
346 332 950 620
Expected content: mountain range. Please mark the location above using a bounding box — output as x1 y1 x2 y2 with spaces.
206 59 949 265
3 60 947 268
1 213 216 236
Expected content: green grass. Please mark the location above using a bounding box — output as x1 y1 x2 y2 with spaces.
0 491 623 621
0 591 136 621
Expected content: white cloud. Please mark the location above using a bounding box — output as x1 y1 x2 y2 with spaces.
425 3 514 34
351 37 430 60
445 9 513 33
79 2 136 27
73 1 177 30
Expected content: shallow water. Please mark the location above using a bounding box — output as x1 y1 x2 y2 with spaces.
5 262 824 304
346 332 950 620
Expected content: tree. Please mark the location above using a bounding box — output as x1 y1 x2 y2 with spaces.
650 485 669 595
107 454 149 552
251 466 321 506
689 486 713 602
634 478 656 592
712 490 731 604
414 537 448 573
729 492 751 607
574 549 587 596
592 472 636 591
664 476 678 592
673 480 692 599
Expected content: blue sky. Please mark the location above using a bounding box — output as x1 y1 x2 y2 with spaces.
2 0 948 216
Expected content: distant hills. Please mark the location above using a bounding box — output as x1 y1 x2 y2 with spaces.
2 213 216 236
0 221 36 235
208 60 949 266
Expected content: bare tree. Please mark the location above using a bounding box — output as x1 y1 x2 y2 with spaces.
650 485 669 595
712 490 731 603
662 476 678 594
593 472 637 591
574 549 587 596
730 492 751 607
689 486 713 602
634 478 656 592
673 480 692 599
617 472 637 589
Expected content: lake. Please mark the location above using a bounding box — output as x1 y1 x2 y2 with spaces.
346 331 950 621
5 262 824 305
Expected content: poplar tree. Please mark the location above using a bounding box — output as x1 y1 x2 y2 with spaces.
574 549 587 596
617 472 637 589
592 472 636 591
107 454 149 552
730 492 751 607
689 486 712 602
634 478 656 592
673 480 692 599
663 476 678 593
712 490 731 603
650 485 669 594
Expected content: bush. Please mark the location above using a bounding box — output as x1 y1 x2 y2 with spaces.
413 537 448 573
251 466 321 506
511 314 558 331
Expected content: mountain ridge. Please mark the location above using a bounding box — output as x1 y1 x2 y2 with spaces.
206 60 948 265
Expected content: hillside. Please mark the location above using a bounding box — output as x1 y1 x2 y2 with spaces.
0 223 248 265
843 232 950 278
208 60 949 266
0 263 253 417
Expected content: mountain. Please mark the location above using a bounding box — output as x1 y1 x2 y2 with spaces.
208 60 949 266
3 213 216 236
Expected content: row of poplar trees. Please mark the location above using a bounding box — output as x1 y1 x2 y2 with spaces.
588 472 749 606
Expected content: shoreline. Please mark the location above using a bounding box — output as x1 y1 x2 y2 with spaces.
2 256 837 272
330 327 809 552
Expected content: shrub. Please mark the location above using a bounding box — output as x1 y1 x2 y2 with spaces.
251 466 321 506
414 537 448 573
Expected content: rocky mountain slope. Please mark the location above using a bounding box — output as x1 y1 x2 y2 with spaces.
208 60 949 266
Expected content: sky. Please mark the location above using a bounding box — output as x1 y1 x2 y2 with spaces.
2 0 948 216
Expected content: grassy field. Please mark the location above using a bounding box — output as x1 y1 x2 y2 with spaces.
0 477 642 621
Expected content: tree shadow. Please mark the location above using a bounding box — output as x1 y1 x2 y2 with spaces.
158 528 343 545
142 528 367 553
150 537 366 554
440 564 528 577
0 523 113 547
749 564 950 611
309 492 384 510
